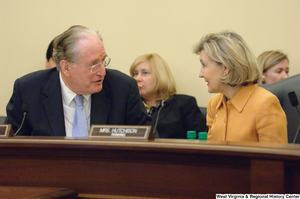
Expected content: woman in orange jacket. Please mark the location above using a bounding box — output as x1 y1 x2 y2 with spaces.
193 31 287 143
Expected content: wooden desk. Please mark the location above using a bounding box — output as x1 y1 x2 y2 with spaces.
0 186 77 199
0 138 299 199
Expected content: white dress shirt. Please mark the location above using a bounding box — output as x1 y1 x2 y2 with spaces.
59 72 91 137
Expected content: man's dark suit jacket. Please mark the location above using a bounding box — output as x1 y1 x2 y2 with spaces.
6 68 150 136
151 94 207 138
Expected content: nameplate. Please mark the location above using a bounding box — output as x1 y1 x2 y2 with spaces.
89 125 154 140
0 125 14 138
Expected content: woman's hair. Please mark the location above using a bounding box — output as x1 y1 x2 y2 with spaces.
130 53 176 100
52 25 103 70
257 50 289 73
193 30 261 86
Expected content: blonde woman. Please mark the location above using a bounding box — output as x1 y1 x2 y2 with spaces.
193 31 287 143
130 53 207 138
257 50 289 84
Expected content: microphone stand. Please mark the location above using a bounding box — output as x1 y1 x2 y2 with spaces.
14 112 27 136
152 105 164 138
14 102 29 136
293 125 300 144
292 105 300 143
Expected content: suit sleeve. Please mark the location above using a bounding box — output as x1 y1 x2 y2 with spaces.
6 79 30 135
125 79 151 125
256 95 288 143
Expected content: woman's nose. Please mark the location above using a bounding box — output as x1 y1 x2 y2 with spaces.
135 74 141 81
281 72 289 79
199 69 204 78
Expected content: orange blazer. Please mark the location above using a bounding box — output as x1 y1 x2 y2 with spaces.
207 84 287 143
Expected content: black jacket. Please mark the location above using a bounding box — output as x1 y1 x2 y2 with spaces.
150 94 207 138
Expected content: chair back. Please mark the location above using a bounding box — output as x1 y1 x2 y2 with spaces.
260 74 300 143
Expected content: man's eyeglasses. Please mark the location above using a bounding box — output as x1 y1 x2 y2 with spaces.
72 55 111 73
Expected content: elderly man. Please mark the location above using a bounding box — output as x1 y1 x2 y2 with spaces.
6 25 150 137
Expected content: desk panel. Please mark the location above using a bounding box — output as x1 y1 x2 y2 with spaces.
0 138 299 198
0 186 77 199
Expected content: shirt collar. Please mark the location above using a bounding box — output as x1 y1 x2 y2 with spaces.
59 72 91 106
143 99 164 114
216 84 258 113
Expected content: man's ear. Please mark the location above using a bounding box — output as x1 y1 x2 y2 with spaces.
60 60 71 77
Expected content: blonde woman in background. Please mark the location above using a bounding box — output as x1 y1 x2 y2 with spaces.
193 31 287 143
130 53 207 138
257 50 289 84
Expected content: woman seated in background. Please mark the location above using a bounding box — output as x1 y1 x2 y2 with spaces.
193 31 287 143
257 50 289 84
130 53 207 138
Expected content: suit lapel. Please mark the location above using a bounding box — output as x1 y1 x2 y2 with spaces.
42 70 66 136
91 83 111 125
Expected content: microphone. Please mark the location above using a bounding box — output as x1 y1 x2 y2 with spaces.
288 91 300 143
152 96 175 137
14 102 29 136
